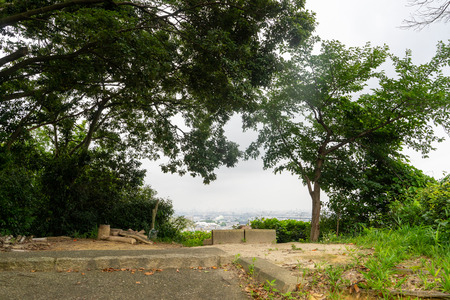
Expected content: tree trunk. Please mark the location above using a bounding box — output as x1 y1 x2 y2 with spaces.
309 184 321 242
151 200 160 230
309 156 325 242
97 224 110 239
336 211 341 237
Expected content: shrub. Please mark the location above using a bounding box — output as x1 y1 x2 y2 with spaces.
107 187 177 239
250 217 310 243
0 162 40 235
389 175 450 241
177 231 211 247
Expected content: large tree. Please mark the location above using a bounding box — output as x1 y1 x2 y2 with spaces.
0 0 315 183
246 39 450 241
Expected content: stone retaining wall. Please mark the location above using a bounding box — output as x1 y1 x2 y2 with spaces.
205 229 276 245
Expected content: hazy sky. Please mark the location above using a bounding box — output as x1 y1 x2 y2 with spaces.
143 0 449 214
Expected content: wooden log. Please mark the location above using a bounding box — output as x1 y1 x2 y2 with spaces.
118 230 153 244
98 224 111 240
105 236 136 244
110 228 121 236
32 237 48 242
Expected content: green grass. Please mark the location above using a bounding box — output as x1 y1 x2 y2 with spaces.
336 225 449 258
324 224 450 293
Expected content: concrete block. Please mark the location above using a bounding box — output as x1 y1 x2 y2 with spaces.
212 230 244 244
239 257 302 293
0 257 55 271
244 229 276 244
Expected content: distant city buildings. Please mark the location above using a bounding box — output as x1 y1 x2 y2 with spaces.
177 210 311 231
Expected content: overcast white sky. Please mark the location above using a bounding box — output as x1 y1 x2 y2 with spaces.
143 0 450 214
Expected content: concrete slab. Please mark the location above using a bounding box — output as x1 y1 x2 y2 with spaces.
0 248 234 272
0 247 303 298
238 257 301 294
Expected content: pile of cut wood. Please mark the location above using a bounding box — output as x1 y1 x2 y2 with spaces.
97 224 153 245
0 234 50 252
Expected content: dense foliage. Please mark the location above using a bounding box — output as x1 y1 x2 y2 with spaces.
389 175 450 241
0 144 180 237
246 38 450 241
1 0 315 183
320 159 435 236
250 217 310 243
320 173 450 243
0 0 315 236
176 230 211 247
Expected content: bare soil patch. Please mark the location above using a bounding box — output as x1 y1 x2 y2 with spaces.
43 237 183 251
206 242 361 269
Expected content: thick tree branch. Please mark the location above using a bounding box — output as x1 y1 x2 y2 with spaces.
70 97 109 154
273 121 314 195
0 43 96 79
0 0 106 28
323 114 405 156
0 47 28 66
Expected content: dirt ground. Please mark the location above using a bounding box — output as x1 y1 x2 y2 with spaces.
5 238 449 298
208 242 358 269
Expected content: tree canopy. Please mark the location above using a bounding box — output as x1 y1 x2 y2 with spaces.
0 0 315 183
0 0 315 236
246 38 450 241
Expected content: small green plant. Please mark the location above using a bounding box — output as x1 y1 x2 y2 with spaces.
291 244 302 251
248 257 257 276
327 291 346 300
313 261 327 272
71 226 98 239
418 271 438 290
232 253 241 265
280 291 296 299
441 268 450 292
263 279 279 294
325 265 344 292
